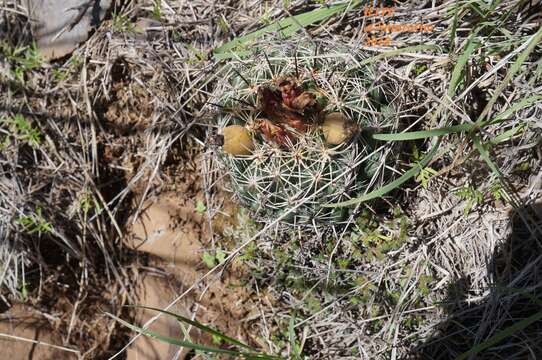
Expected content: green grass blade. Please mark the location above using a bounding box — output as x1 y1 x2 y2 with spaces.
324 140 440 207
213 1 361 59
448 36 479 97
457 309 542 360
477 25 542 122
108 312 281 360
473 135 502 177
371 123 473 141
486 95 542 124
107 313 245 356
489 124 525 145
448 5 459 53
127 305 253 351
288 315 301 360
372 93 540 142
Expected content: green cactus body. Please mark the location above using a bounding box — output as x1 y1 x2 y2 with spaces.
212 39 396 230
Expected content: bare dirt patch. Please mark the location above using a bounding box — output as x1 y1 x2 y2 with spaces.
123 152 265 358
0 304 79 359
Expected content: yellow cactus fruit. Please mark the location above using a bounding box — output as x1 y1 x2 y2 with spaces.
322 112 358 145
222 125 255 155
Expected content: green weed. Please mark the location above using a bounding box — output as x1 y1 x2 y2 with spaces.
0 135 9 150
79 189 104 216
52 67 68 81
17 206 53 235
412 145 438 188
1 41 42 83
304 293 322 314
18 281 29 301
202 249 226 269
1 114 42 147
489 181 505 203
195 200 206 214
152 1 162 21
454 185 484 215
186 44 206 64
260 5 273 25
412 63 428 76
353 208 409 261
112 11 137 33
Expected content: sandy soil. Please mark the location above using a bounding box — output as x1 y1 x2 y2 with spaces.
123 159 263 359
0 304 79 359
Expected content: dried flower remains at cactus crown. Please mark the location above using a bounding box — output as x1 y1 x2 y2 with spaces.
219 72 360 152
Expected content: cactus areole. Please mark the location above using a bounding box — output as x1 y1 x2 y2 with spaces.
212 40 396 230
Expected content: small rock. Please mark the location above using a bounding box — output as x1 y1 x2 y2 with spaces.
25 0 111 60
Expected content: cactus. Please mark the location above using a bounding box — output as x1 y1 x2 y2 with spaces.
210 38 397 230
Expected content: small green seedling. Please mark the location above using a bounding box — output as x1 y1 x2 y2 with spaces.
411 145 437 189
454 185 483 215
202 252 216 268
17 207 53 235
201 249 227 269
217 15 229 34
195 200 206 214
186 44 206 64
112 11 136 33
152 0 162 20
1 114 43 147
1 41 42 83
